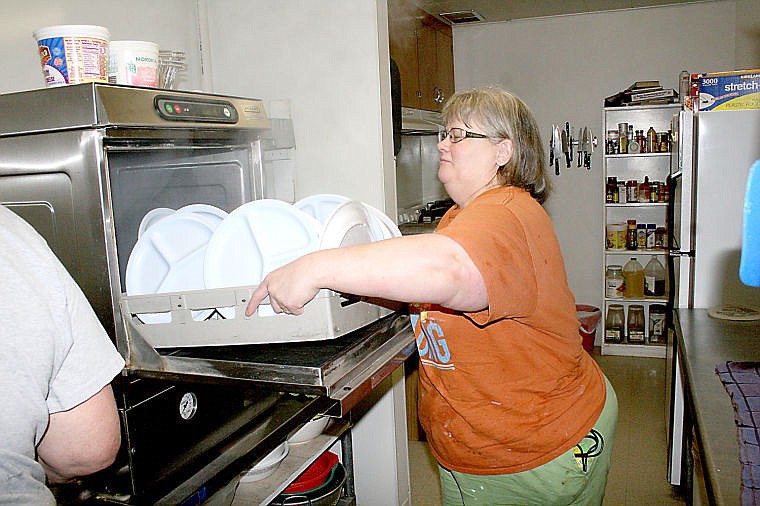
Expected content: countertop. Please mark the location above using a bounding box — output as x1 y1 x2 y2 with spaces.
676 308 760 505
398 221 438 235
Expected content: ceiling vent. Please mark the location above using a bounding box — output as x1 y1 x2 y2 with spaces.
438 10 486 24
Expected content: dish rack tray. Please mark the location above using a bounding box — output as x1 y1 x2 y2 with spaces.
119 286 393 348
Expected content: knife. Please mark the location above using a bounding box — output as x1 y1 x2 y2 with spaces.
566 122 573 164
553 125 561 175
549 125 555 168
578 126 585 167
561 128 569 168
586 129 595 170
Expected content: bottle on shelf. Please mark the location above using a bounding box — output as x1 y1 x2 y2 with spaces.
679 70 690 106
625 179 638 203
647 126 657 153
617 180 626 203
635 130 645 153
637 223 647 249
655 226 667 248
606 223 626 250
623 257 645 298
649 181 659 202
606 176 618 203
648 304 667 344
618 123 628 154
644 256 666 296
639 176 651 203
605 304 625 343
605 265 624 298
627 305 646 343
646 223 657 249
626 220 638 250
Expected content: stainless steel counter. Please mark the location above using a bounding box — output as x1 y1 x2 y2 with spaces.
398 222 438 235
675 308 760 505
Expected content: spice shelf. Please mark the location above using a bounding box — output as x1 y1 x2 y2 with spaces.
605 152 671 159
601 343 666 358
601 103 680 357
605 249 667 255
605 203 668 208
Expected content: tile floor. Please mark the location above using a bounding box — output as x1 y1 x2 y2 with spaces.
408 352 688 505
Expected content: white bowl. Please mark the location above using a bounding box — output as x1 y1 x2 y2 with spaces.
288 415 330 444
240 441 289 482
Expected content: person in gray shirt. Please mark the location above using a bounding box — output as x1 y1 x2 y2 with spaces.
0 204 125 505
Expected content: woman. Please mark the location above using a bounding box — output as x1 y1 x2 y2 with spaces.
247 86 617 505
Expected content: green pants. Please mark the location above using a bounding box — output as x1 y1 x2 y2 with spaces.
438 376 618 506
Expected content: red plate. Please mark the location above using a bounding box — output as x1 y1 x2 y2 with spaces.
283 451 339 493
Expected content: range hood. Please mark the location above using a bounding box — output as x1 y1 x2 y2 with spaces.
401 107 442 134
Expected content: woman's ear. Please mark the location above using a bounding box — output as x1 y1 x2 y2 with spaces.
496 138 514 167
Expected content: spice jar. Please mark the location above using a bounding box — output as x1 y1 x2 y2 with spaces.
637 223 647 249
646 223 657 249
606 176 618 203
617 181 626 203
639 176 651 203
649 181 660 202
605 304 625 343
618 123 628 154
627 305 646 343
626 220 638 250
626 180 638 203
647 126 657 153
606 130 619 155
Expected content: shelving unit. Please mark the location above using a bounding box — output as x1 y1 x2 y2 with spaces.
601 103 680 358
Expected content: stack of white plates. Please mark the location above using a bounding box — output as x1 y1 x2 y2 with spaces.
126 204 228 323
125 196 400 323
294 193 401 244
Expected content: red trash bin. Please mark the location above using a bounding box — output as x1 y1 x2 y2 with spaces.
576 304 601 352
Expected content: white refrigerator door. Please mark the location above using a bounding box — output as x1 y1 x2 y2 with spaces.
693 109 760 308
671 111 697 309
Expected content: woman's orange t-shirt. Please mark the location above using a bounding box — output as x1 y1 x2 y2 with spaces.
412 186 606 475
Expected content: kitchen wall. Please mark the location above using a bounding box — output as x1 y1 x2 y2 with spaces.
203 0 396 215
452 0 757 319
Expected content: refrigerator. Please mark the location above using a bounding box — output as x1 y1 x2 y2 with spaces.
666 107 760 486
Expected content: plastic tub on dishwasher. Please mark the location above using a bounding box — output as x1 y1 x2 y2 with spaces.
33 25 110 87
109 41 160 87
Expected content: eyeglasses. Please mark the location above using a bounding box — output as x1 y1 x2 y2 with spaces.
438 127 489 143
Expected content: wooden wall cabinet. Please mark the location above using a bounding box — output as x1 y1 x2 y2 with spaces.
389 1 453 112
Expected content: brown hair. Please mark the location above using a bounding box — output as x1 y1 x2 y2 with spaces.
442 87 550 203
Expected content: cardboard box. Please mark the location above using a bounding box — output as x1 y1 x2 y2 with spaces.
697 69 760 112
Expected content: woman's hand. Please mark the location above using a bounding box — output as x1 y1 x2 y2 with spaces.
245 255 321 316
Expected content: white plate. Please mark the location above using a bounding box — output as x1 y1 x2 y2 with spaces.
204 200 321 317
320 200 374 249
138 207 175 238
294 193 350 225
240 441 289 482
126 213 218 323
175 203 228 227
362 203 401 240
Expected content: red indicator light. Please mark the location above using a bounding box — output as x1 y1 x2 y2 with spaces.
173 104 182 114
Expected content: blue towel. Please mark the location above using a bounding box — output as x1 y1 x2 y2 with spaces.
716 361 760 505
740 159 760 287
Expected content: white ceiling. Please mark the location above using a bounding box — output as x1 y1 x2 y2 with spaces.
415 0 708 23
